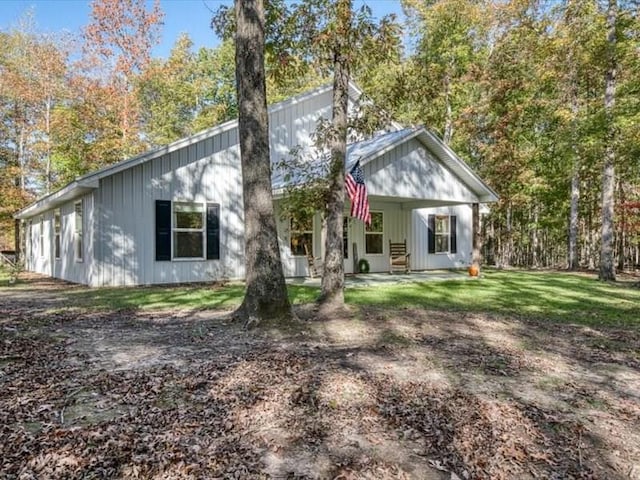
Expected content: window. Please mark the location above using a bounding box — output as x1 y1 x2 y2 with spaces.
173 202 204 258
290 217 313 256
365 211 383 254
156 201 220 261
435 215 450 253
75 201 83 261
428 214 457 254
39 215 44 257
54 209 61 259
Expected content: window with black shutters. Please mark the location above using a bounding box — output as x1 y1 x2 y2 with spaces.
156 200 221 261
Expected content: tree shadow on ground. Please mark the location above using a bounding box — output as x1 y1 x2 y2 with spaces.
1 279 639 479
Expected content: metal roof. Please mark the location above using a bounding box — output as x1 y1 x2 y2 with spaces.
15 83 497 219
273 126 499 204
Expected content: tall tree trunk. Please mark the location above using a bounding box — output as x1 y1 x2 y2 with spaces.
617 181 625 271
234 0 293 325
588 200 596 270
443 70 454 146
17 104 26 191
122 77 130 156
532 203 539 269
45 96 52 194
568 165 580 269
568 74 580 270
599 0 617 281
319 0 351 310
504 202 512 268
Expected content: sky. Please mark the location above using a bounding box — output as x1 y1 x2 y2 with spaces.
0 0 406 58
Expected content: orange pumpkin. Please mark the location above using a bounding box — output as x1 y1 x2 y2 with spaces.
468 265 480 277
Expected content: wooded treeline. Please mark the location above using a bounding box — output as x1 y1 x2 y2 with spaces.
1 0 638 274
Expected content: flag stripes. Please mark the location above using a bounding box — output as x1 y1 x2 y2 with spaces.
345 161 371 226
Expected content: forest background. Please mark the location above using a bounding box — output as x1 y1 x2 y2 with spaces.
1 0 639 273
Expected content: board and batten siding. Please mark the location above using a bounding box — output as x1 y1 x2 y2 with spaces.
93 130 244 286
364 138 480 204
412 205 472 270
269 89 333 164
22 193 94 285
276 200 411 277
349 200 412 273
92 88 337 286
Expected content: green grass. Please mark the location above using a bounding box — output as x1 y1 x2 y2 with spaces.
63 282 319 311
3 268 639 327
0 265 10 284
344 270 640 327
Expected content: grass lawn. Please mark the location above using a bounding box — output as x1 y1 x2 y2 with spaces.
346 269 640 327
13 268 636 327
0 267 9 283
1 267 639 478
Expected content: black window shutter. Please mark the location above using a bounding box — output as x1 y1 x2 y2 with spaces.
206 203 220 260
450 215 457 253
427 214 436 254
155 200 171 261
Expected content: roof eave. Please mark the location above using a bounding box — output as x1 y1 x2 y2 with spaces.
355 128 421 168
16 81 366 218
14 179 99 219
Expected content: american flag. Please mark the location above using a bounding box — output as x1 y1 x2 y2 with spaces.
345 161 371 226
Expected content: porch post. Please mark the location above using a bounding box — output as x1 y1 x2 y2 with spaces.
472 203 481 271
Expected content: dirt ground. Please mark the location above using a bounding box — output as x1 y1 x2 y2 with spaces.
1 275 639 479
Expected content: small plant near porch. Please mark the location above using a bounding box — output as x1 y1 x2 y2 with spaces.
357 258 370 273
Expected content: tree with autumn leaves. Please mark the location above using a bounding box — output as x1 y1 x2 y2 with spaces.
363 0 640 276
0 0 234 250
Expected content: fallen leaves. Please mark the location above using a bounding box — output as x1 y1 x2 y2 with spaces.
1 291 639 479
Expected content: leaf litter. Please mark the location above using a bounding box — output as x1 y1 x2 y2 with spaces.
1 281 639 479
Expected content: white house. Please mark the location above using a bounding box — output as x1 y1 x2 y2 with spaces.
14 83 498 286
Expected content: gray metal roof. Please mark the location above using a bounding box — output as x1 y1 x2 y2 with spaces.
16 83 497 219
273 126 498 204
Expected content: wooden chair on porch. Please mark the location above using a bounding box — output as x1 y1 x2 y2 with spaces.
389 239 411 274
304 243 323 278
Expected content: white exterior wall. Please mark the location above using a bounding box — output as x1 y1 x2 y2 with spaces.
90 88 332 286
19 86 487 285
20 87 335 286
269 89 332 164
364 138 480 204
93 130 244 286
276 200 411 277
276 132 479 277
26 211 49 274
412 205 473 270
349 201 412 273
23 192 94 284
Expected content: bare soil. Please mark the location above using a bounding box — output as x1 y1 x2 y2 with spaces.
1 274 639 479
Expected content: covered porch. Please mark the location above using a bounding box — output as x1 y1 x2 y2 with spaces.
274 126 498 279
